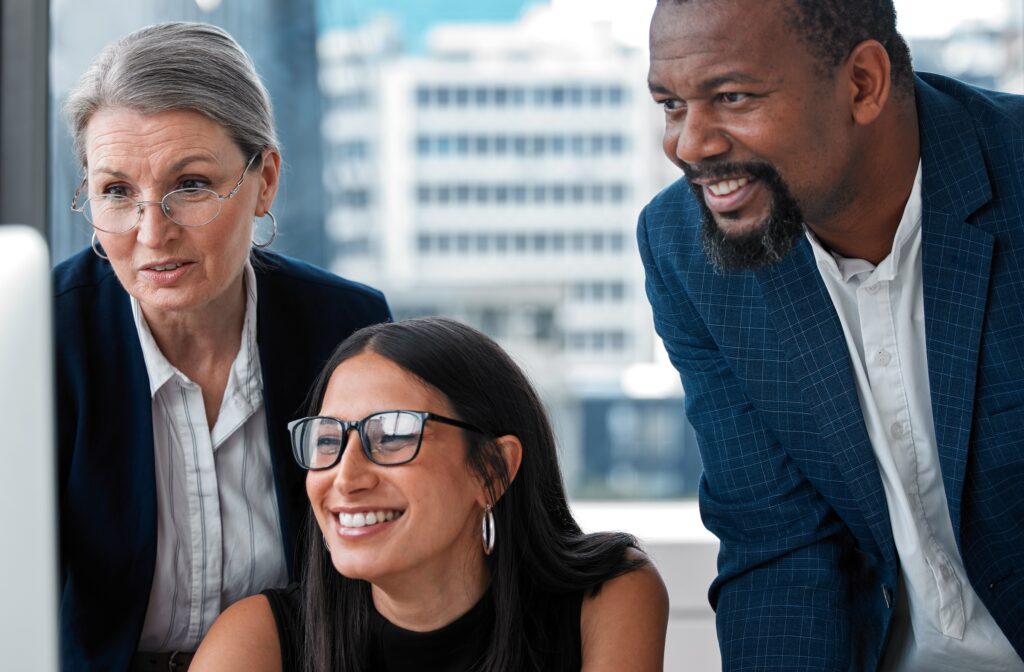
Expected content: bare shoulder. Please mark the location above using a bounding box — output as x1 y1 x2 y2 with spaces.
580 549 669 672
191 594 282 672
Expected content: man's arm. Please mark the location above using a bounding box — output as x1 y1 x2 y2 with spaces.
638 207 857 671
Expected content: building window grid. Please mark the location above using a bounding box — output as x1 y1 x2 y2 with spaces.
415 182 631 206
414 84 629 109
414 133 630 158
564 329 630 353
329 140 370 162
415 231 626 257
571 280 628 303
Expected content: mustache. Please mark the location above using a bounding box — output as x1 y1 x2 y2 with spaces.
683 161 780 184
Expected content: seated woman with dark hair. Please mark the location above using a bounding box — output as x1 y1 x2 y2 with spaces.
193 317 669 671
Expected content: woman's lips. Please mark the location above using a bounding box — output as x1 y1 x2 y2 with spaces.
138 261 195 285
332 510 404 539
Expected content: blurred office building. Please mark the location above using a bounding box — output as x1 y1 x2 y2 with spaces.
317 6 694 497
908 0 1024 93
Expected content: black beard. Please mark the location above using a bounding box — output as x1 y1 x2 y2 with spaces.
686 161 806 271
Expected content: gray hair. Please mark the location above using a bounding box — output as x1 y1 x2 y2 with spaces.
65 21 278 168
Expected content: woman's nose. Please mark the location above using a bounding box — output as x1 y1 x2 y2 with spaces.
133 200 180 249
332 430 379 495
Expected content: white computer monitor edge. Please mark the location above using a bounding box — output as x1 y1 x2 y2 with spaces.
0 224 59 670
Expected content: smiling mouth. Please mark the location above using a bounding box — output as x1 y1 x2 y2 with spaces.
706 177 749 197
337 510 405 529
149 262 185 272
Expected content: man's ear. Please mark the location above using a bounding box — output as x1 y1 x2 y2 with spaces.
843 39 892 126
478 434 523 506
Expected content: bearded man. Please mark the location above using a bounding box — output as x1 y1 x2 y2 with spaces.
639 0 1024 669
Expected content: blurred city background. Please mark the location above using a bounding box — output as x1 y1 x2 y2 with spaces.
47 0 1024 503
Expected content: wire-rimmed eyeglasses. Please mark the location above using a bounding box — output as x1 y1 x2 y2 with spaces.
288 410 486 470
70 153 260 234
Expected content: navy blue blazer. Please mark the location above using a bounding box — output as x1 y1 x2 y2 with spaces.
638 73 1024 670
54 248 390 670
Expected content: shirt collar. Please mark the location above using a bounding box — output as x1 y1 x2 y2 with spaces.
807 160 923 283
131 261 260 399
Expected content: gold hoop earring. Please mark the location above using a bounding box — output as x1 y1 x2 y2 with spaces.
90 231 108 260
253 211 277 248
481 504 496 556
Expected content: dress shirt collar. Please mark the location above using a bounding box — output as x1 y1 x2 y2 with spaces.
131 261 259 399
807 160 923 283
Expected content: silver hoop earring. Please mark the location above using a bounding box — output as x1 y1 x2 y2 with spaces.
90 231 108 260
481 505 496 556
253 211 277 248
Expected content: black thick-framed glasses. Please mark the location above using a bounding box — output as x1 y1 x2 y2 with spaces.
288 410 486 470
70 152 260 234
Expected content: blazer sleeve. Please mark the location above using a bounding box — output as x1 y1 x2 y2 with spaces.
637 206 859 672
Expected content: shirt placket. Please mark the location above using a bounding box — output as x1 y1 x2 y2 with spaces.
857 279 965 639
174 378 224 648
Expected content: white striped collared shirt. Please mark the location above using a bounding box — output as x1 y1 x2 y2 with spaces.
132 262 288 652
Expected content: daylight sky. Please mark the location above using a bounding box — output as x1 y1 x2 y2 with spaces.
317 0 1016 51
551 0 1015 48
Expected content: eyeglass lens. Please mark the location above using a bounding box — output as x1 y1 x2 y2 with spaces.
82 189 223 233
293 412 425 469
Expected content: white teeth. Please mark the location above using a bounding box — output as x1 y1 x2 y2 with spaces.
707 177 749 197
151 263 183 271
338 510 402 528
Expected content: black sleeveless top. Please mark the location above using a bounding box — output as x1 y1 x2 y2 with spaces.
263 583 584 671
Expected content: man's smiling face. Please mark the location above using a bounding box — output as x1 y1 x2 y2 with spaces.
648 0 858 270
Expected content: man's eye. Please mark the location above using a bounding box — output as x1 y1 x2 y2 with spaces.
659 98 684 112
718 92 750 104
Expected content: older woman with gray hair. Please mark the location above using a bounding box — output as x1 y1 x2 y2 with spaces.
54 22 390 670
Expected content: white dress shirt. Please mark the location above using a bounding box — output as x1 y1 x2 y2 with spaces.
132 263 288 652
807 163 1023 671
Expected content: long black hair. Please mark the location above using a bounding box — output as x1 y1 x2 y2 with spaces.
299 317 644 671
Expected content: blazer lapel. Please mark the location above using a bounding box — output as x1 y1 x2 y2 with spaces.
916 78 994 539
757 242 896 566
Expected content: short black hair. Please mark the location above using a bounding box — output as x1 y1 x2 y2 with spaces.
785 0 913 93
665 0 915 95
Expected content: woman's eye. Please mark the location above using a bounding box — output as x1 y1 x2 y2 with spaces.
316 436 343 454
102 185 131 198
178 178 210 191
376 434 417 452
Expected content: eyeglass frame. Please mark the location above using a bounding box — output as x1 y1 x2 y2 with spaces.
70 152 262 234
287 410 488 470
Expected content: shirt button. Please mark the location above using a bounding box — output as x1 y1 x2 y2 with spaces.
875 350 892 366
891 422 906 439
864 283 881 294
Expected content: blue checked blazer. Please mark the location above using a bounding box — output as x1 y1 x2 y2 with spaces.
638 73 1024 671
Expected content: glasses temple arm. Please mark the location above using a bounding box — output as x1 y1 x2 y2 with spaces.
70 175 88 210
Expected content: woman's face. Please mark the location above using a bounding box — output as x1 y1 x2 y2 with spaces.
307 351 490 589
83 107 279 318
